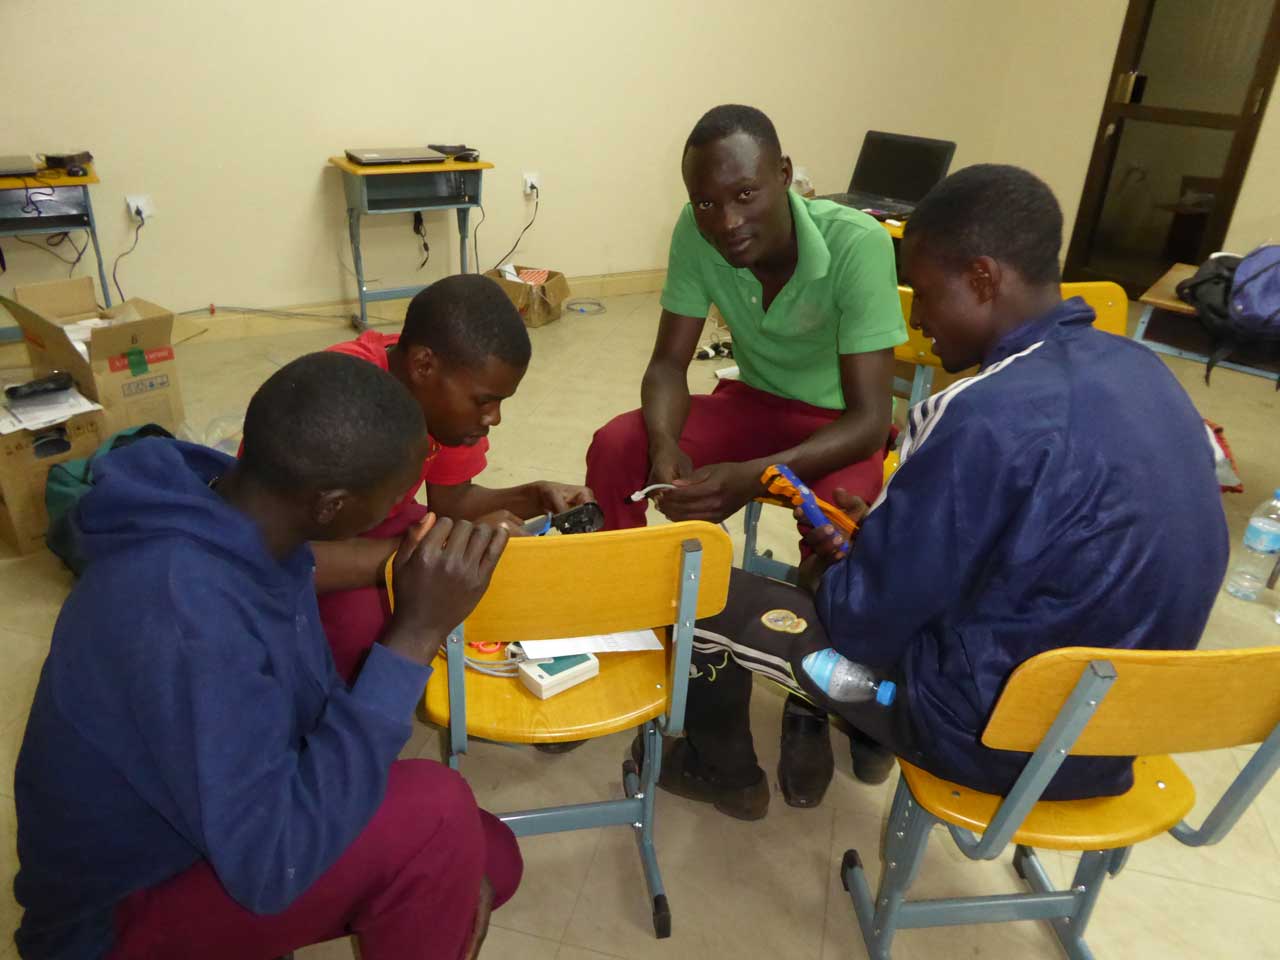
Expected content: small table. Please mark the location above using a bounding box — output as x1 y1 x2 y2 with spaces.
0 163 111 342
1135 263 1280 383
328 156 494 330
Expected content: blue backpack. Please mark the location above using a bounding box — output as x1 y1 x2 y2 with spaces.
1177 244 1280 387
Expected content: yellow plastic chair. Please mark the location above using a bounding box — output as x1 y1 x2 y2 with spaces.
839 645 1280 959
389 521 732 938
743 281 1129 582
895 281 1128 405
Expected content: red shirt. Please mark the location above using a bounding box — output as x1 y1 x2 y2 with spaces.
327 331 489 517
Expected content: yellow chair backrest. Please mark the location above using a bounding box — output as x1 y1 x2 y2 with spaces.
457 520 732 646
983 645 1280 757
892 281 1130 371
1062 281 1128 336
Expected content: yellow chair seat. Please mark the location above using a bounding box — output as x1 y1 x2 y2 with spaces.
898 754 1196 851
423 634 670 744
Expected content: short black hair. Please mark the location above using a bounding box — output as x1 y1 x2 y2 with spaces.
242 352 425 492
904 164 1064 285
400 274 530 369
684 104 781 157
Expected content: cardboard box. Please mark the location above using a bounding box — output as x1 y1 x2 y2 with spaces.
484 265 571 328
0 408 105 554
0 277 185 435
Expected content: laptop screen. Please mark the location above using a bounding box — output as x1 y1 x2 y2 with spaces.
847 132 956 203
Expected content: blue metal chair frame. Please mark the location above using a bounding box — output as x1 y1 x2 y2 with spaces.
837 660 1280 959
440 539 705 939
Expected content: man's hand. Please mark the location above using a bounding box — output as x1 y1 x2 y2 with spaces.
659 460 760 523
647 439 694 488
531 481 595 514
381 515 509 665
475 509 530 535
796 487 869 563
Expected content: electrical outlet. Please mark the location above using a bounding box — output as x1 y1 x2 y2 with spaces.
522 172 540 196
125 194 156 222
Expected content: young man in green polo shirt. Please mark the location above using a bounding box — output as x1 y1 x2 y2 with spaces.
585 104 907 807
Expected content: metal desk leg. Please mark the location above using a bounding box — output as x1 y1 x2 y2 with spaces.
347 207 368 330
456 206 471 274
1133 305 1154 340
83 185 111 307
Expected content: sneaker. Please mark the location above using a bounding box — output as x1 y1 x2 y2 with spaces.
630 735 769 821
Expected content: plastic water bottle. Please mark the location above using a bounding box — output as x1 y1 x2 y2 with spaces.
801 649 897 706
1224 489 1280 601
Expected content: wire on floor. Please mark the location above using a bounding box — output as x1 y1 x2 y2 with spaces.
112 216 145 302
564 298 606 315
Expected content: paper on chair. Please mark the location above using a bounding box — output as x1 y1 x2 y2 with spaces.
519 630 663 659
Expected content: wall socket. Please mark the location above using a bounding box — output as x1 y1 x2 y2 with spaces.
522 172 540 196
125 194 156 221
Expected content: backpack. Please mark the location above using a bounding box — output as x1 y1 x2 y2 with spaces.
1176 244 1280 387
45 424 174 574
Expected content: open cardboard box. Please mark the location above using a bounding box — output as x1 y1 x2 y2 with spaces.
0 407 105 555
0 277 184 435
484 266 571 328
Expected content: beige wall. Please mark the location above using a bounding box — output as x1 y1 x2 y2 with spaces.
0 0 1275 313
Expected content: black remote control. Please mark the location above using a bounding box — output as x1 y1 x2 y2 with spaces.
5 371 74 402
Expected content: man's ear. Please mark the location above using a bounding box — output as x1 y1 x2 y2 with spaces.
402 342 441 387
780 154 794 190
968 256 1002 305
313 489 353 528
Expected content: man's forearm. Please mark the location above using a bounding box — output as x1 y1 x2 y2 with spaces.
756 410 890 482
312 537 399 594
641 363 691 453
427 482 543 522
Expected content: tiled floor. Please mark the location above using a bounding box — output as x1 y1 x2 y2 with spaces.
2 291 1279 959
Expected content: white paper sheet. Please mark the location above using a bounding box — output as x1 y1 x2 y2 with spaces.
0 387 101 435
519 629 663 659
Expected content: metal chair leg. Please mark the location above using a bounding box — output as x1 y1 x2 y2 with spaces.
844 778 934 960
1012 844 1103 960
625 720 671 938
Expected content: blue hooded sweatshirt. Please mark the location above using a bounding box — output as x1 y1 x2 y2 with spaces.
817 299 1229 799
13 439 431 959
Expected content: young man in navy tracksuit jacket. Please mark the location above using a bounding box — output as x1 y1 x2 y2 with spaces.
13 354 519 959
649 165 1229 820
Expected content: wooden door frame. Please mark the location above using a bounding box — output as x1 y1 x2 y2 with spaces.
1064 0 1280 287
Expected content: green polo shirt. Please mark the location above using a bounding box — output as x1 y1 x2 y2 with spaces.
660 192 906 410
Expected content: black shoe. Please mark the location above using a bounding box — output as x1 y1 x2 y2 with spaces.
534 740 586 755
630 735 769 820
849 737 896 784
778 695 834 808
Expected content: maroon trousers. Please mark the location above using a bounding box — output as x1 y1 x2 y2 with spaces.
585 379 885 530
110 503 522 960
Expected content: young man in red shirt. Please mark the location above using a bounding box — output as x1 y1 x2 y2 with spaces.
316 274 593 682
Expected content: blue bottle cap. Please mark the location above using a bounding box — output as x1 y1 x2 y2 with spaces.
876 680 897 707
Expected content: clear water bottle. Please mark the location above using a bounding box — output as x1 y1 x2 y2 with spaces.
801 649 897 706
1224 488 1280 601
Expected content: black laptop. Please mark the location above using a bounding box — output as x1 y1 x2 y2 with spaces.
821 131 956 219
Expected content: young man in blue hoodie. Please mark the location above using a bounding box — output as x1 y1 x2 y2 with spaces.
13 353 520 959
644 164 1229 820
